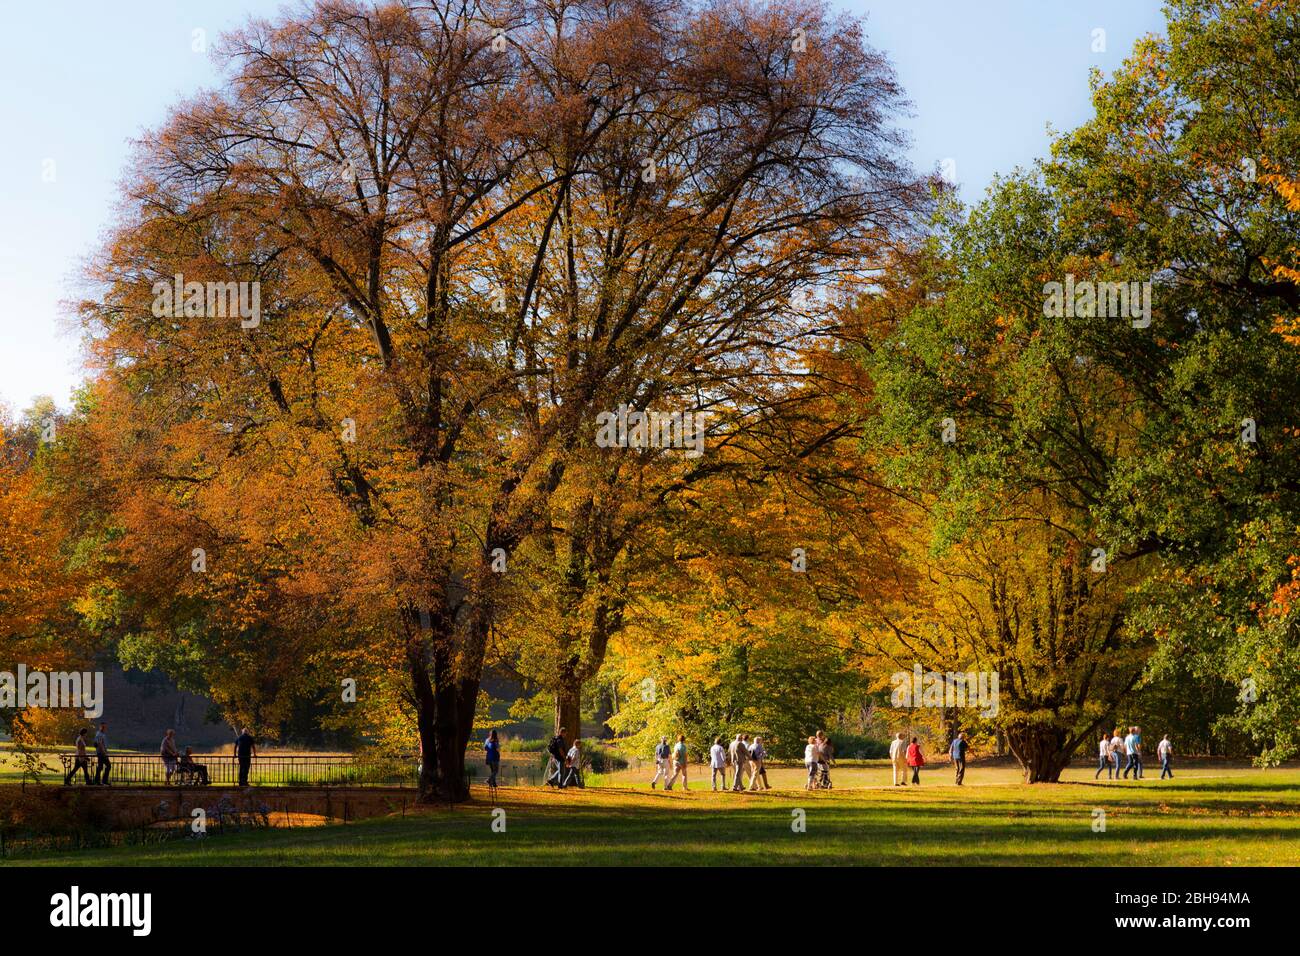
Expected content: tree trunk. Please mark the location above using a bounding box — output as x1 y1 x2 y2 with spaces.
408 639 441 803
594 685 616 739
408 604 474 804
943 705 959 746
554 664 582 742
1006 724 1073 783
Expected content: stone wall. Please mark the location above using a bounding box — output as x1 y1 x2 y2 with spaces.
48 785 420 828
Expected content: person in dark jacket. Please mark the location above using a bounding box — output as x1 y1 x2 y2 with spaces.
650 736 672 789
233 728 257 786
180 747 210 785
546 727 568 787
949 732 969 786
485 730 501 788
93 722 111 786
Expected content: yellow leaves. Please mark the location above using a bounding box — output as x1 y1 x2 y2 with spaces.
1260 172 1300 213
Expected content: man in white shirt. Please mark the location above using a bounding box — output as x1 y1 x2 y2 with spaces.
1094 732 1113 780
1109 730 1126 776
889 732 908 786
1157 734 1173 779
563 739 583 788
709 737 728 790
64 728 91 785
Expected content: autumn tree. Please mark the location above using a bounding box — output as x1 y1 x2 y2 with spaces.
0 404 103 754
1044 0 1300 762
80 0 926 799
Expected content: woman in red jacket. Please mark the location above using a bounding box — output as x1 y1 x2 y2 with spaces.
906 736 925 785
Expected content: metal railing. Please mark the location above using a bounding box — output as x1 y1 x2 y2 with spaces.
59 753 419 788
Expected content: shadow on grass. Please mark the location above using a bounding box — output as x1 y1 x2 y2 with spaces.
21 785 1300 868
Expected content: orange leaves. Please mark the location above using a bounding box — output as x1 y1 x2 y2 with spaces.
0 424 87 672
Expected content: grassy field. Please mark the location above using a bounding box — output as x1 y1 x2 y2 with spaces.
6 762 1300 866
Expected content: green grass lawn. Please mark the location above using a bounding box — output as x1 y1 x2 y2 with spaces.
7 763 1300 866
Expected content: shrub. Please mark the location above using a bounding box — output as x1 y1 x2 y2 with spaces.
828 733 890 760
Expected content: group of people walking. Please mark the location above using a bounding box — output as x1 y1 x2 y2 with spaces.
707 733 772 791
63 724 257 787
886 731 970 786
1094 726 1173 780
63 723 113 786
803 732 834 789
647 732 774 791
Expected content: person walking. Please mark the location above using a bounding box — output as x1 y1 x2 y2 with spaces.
65 728 91 785
547 727 569 787
563 738 584 788
804 735 819 789
730 734 750 792
666 734 689 791
93 722 111 786
161 729 180 784
815 731 834 789
748 736 771 791
1122 726 1139 780
949 732 969 786
650 736 672 789
1094 732 1113 780
234 727 257 787
484 729 501 788
1128 726 1144 779
1110 728 1126 778
889 732 909 786
1157 734 1173 779
709 736 728 791
906 736 925 785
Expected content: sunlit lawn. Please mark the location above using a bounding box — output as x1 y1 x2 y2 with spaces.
8 761 1300 866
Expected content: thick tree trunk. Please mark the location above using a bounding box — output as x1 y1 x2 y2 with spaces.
410 652 440 802
1006 724 1073 782
408 604 475 804
554 665 582 742
432 659 465 801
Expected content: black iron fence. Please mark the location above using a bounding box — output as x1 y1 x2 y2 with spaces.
59 753 419 788
53 749 608 788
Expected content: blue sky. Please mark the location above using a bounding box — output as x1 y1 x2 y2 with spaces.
0 0 1167 413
